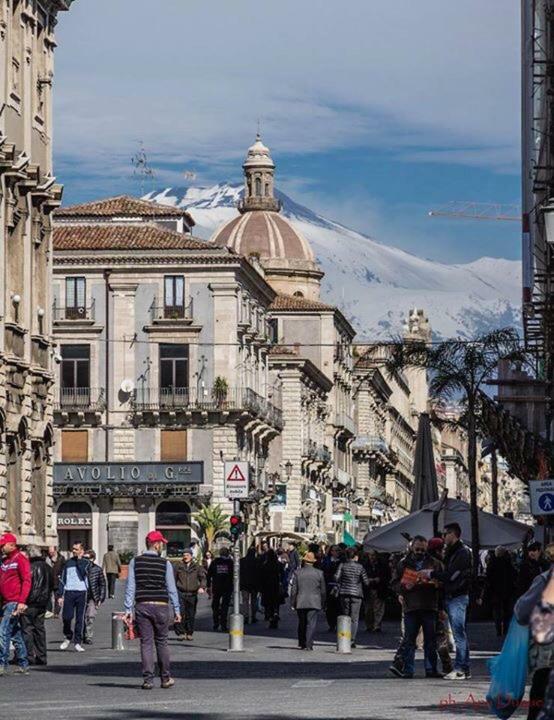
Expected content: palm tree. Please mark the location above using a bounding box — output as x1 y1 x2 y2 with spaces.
194 504 229 552
382 327 523 573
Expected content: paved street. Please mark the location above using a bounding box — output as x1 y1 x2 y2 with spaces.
0 587 525 720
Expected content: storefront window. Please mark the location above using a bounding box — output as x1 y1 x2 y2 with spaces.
155 501 191 558
57 500 92 556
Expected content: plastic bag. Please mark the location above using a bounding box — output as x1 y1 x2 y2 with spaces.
486 616 530 719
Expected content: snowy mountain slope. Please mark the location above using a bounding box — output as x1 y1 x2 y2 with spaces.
145 184 522 340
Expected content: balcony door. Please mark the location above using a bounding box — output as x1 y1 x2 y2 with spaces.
159 344 188 406
164 275 184 318
65 277 86 319
61 345 90 406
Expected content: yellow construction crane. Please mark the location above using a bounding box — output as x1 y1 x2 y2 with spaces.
428 201 521 222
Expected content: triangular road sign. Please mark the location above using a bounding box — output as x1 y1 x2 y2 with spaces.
227 464 246 482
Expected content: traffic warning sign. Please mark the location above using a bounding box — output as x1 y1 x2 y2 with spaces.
224 461 249 499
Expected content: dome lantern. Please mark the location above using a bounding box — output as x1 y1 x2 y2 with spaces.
238 134 281 213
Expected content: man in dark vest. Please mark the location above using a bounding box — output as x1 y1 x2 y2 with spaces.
124 531 181 690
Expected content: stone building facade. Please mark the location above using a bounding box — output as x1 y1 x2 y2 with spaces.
51 196 282 558
211 137 357 543
0 0 73 544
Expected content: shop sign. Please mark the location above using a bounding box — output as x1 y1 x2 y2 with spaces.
57 514 92 528
54 462 204 486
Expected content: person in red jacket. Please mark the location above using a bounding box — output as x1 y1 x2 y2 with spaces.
0 532 31 675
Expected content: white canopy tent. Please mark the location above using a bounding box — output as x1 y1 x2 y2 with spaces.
362 497 531 553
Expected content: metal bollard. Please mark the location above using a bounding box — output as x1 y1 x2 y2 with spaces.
336 615 352 654
111 612 126 651
228 612 244 652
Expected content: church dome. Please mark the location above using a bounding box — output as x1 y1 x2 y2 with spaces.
210 134 323 300
212 210 315 264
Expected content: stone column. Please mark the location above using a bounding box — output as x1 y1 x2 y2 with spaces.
279 369 302 532
209 282 239 384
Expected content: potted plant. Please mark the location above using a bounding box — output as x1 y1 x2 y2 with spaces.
212 376 229 408
118 549 134 580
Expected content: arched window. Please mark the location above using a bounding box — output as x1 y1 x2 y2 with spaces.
155 501 191 557
56 501 92 554
255 177 262 197
293 291 304 298
264 183 269 197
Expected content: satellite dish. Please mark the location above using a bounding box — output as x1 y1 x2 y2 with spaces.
120 379 135 394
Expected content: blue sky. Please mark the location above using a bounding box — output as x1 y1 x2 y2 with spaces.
54 0 520 264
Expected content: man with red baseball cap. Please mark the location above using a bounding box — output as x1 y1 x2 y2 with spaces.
124 530 181 690
0 532 31 675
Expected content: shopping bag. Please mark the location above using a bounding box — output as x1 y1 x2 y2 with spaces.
486 616 530 719
123 616 138 640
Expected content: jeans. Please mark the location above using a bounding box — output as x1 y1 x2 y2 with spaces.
135 602 171 683
21 607 47 664
297 609 319 649
403 609 438 676
84 599 98 641
175 592 198 635
446 594 470 673
340 596 362 643
0 602 29 670
62 590 88 645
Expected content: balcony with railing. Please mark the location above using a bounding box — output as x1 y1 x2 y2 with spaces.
132 386 283 430
54 387 106 413
303 439 332 465
334 411 356 437
53 299 96 323
353 435 389 454
149 298 194 324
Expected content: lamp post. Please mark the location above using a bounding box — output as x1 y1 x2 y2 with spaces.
284 460 293 483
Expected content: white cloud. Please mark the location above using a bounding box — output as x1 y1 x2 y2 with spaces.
53 0 519 180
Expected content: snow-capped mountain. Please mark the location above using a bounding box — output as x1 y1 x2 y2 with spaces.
144 184 522 340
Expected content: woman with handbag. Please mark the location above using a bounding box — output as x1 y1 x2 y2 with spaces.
514 545 554 720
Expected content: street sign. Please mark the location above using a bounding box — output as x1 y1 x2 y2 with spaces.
224 461 249 499
529 479 554 515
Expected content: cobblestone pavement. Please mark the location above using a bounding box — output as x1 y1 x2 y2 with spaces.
0 585 525 720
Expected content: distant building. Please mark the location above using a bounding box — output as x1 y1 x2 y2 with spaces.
0 0 74 544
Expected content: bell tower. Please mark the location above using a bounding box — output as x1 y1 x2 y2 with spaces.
239 134 281 213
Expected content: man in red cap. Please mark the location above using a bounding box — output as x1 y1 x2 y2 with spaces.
124 530 181 690
0 533 32 675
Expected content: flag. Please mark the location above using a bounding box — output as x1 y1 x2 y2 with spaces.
343 530 357 547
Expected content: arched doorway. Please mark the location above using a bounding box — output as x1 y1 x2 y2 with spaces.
155 501 191 558
57 500 92 554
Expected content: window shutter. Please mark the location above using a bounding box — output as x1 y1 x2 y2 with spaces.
160 430 187 461
61 430 89 462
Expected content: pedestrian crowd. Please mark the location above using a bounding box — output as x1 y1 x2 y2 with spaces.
3 525 554 718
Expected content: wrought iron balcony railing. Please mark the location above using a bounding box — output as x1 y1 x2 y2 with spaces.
352 435 389 454
53 299 96 322
303 439 332 464
132 386 283 429
55 387 106 412
334 411 356 437
149 299 194 323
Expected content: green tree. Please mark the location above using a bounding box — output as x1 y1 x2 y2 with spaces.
383 327 523 572
194 504 229 552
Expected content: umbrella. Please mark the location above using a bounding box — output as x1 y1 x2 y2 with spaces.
362 497 531 553
411 412 439 512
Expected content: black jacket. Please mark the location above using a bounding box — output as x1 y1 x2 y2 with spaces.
518 558 550 597
27 557 53 609
395 553 442 612
362 556 391 600
207 557 234 594
334 560 370 598
485 555 517 602
87 563 107 604
432 540 472 598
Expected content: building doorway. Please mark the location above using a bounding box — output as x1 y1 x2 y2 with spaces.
155 501 191 558
57 501 92 555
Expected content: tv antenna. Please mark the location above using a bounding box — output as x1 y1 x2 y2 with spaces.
131 141 156 196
